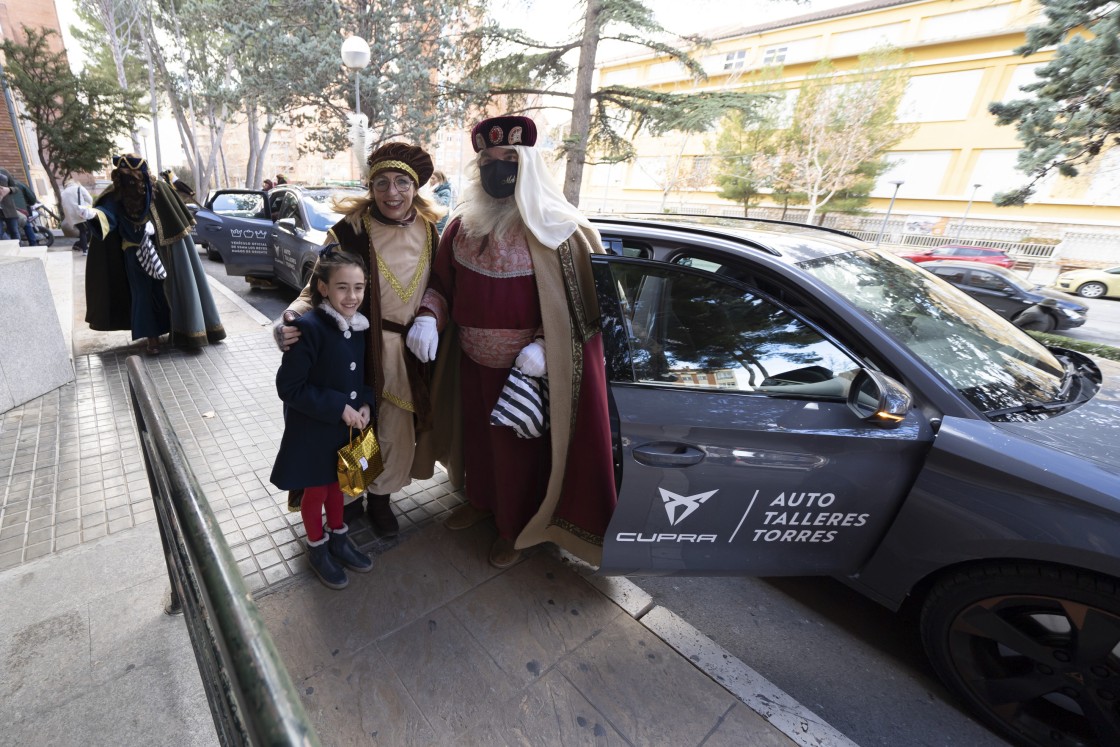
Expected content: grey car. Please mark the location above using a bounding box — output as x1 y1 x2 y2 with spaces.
588 215 1120 747
922 259 1089 332
194 186 362 289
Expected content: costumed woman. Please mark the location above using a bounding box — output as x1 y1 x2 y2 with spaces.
274 142 445 538
84 154 226 352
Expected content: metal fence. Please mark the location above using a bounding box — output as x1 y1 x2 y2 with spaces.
126 356 319 747
840 229 1058 259
592 203 1062 261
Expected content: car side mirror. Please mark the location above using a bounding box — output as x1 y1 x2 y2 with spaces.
846 369 912 429
277 217 297 232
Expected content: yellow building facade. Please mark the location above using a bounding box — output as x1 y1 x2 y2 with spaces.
591 0 1120 259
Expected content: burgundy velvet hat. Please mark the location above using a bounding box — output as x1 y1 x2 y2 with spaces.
471 116 537 152
367 142 434 186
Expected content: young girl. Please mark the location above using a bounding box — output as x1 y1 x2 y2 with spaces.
271 247 375 589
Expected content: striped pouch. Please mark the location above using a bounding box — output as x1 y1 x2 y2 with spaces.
489 368 549 439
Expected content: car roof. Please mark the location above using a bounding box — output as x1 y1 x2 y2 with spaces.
935 244 1007 253
923 260 1016 276
589 213 867 265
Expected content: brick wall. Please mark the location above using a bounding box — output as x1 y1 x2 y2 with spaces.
0 0 66 188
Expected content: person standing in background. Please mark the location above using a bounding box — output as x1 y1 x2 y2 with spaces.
428 170 453 234
61 179 93 255
9 178 41 246
0 169 21 242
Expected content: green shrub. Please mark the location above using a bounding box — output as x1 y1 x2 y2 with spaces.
1028 331 1120 362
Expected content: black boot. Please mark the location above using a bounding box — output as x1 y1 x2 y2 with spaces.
366 493 399 537
341 496 365 525
307 536 348 589
327 524 373 573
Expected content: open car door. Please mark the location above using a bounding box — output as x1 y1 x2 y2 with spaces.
591 255 935 577
194 189 272 278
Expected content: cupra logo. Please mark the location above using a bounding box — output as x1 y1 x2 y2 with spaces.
659 488 717 526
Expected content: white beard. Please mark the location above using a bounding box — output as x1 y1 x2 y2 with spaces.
457 168 524 240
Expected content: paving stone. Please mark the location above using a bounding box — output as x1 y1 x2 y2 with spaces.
556 616 737 746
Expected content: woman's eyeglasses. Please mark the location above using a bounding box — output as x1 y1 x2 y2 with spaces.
371 175 414 193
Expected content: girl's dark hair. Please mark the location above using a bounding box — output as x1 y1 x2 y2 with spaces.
309 246 368 306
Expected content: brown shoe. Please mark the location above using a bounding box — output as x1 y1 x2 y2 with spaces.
488 537 522 569
444 502 492 531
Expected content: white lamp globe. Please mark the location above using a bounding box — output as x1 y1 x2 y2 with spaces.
341 36 371 70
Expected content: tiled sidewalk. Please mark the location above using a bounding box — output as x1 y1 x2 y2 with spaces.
0 333 464 587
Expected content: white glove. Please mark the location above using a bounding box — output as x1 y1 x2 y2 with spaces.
78 205 97 220
406 315 439 363
31 203 43 210
144 221 156 236
515 340 546 378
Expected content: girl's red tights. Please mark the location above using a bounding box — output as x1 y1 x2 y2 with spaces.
301 482 345 542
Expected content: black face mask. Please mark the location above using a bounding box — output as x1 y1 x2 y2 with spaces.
480 160 518 198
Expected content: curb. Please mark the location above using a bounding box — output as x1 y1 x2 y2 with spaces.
580 570 857 747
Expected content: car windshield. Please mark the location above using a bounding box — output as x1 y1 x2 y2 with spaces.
302 190 358 231
799 250 1066 415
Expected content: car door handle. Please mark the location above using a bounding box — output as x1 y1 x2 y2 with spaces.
633 442 705 467
205 225 221 232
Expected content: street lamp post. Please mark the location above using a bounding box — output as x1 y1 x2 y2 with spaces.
340 35 371 117
953 183 982 243
341 35 371 181
874 180 904 248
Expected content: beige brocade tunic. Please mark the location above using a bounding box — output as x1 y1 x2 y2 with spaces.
289 215 431 496
361 217 430 494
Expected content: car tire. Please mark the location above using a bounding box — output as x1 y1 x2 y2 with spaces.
1077 281 1107 299
206 245 221 262
920 562 1120 747
301 263 315 289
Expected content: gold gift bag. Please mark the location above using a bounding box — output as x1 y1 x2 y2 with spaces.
337 426 385 497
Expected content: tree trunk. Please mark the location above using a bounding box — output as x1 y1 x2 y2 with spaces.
147 30 198 178
245 103 260 188
562 0 603 207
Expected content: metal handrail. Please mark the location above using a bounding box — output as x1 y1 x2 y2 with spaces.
126 356 318 747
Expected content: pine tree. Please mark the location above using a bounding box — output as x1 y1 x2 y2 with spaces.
1 27 138 208
988 0 1120 205
459 0 765 206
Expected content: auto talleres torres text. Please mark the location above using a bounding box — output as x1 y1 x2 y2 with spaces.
616 491 870 544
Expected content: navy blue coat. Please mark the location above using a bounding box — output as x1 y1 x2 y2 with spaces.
270 307 375 490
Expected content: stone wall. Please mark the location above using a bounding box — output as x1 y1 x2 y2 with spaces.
0 255 73 412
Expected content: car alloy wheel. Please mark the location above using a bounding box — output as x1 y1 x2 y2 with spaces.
1077 282 1107 299
921 564 1120 747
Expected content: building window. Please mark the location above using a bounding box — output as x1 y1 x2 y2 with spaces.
918 5 1011 41
724 49 748 71
876 151 953 197
762 46 788 65
898 70 984 123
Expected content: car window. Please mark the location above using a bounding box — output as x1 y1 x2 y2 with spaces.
303 191 351 231
968 270 1011 292
799 250 1065 416
929 267 967 284
211 193 264 218
268 191 286 218
276 192 301 223
602 260 861 399
599 236 651 258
